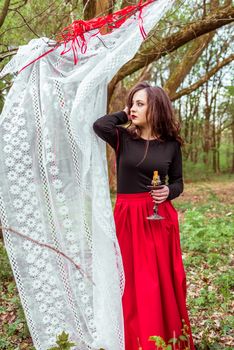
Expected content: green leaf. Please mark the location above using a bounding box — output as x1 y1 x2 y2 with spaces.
168 337 178 344
58 331 69 342
66 342 76 347
166 345 172 350
178 335 187 341
47 331 76 350
148 335 166 347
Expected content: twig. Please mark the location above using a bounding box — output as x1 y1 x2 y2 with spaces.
0 48 18 62
0 225 95 286
0 0 11 29
0 1 58 38
9 8 41 38
9 0 29 12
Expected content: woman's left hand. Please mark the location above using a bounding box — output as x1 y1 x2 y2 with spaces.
150 186 169 204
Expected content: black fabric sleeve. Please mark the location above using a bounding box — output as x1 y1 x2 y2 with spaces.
93 111 128 149
167 142 184 200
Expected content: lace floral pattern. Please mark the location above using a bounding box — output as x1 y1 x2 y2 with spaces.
0 1 174 349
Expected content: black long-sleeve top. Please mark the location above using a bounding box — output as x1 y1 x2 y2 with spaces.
93 111 183 200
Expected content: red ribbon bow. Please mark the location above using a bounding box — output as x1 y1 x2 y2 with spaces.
20 0 155 72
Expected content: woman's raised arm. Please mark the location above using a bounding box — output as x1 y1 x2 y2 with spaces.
93 110 128 149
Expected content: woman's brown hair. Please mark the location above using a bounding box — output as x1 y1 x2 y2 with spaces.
125 82 183 165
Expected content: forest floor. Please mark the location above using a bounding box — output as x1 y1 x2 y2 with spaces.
174 178 234 349
0 178 233 350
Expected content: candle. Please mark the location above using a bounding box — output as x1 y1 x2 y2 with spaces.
152 170 158 186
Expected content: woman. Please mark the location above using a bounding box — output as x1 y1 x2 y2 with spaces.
93 82 195 350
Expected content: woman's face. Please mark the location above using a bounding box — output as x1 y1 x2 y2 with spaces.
130 89 149 129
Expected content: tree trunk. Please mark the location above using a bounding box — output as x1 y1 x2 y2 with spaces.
83 0 97 20
212 118 217 173
189 102 198 162
216 130 221 173
83 0 120 191
203 106 211 164
0 0 10 29
231 114 234 173
107 81 127 192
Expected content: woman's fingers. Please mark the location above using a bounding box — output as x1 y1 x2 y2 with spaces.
151 187 168 197
151 191 167 197
151 193 167 200
154 199 164 204
153 197 166 203
150 186 169 203
153 197 166 204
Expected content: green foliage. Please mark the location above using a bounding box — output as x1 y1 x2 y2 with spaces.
0 241 13 282
183 159 214 182
149 319 190 349
48 331 76 350
224 86 234 96
174 182 233 349
180 202 233 258
149 336 171 349
0 1 82 48
0 263 33 349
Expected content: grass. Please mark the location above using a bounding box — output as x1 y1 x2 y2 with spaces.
0 178 233 349
0 276 34 349
174 179 234 349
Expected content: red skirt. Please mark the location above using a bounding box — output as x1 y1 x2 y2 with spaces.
114 192 195 350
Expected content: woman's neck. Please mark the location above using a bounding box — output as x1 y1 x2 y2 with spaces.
138 128 157 140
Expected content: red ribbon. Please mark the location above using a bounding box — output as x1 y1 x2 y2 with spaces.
19 0 155 72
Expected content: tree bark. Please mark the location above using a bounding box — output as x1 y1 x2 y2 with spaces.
83 0 97 20
96 0 114 16
121 0 138 9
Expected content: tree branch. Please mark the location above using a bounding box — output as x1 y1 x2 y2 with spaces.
0 1 57 38
108 4 234 99
0 48 17 62
9 0 28 11
171 54 234 101
163 31 215 96
9 8 40 38
0 0 11 29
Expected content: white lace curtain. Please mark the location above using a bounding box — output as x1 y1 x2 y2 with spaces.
0 1 174 349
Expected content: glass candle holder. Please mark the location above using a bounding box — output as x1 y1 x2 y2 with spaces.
147 171 164 221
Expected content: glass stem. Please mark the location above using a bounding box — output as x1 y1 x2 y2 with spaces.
154 203 158 214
